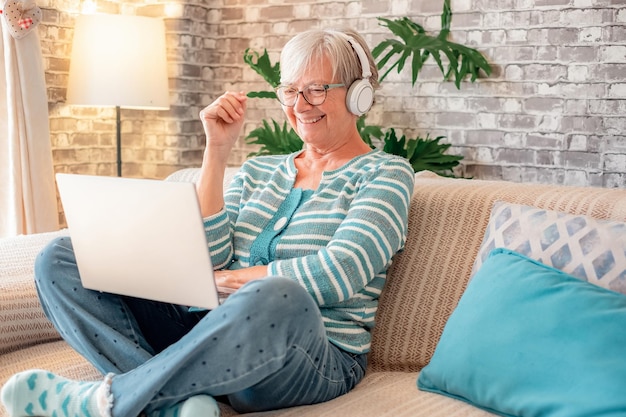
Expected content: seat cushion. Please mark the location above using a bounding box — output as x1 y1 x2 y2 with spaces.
244 371 495 417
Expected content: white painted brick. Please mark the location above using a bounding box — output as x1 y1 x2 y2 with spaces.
601 46 626 63
538 114 561 131
503 99 523 113
531 10 560 26
525 97 564 113
563 9 607 26
346 2 361 17
604 154 626 172
445 97 468 111
563 170 589 187
568 135 588 151
607 136 626 150
573 0 594 7
568 65 589 82
272 21 289 34
477 113 498 129
245 7 260 22
293 5 311 19
505 65 524 81
467 30 483 44
579 27 602 43
476 147 495 163
450 0 472 11
502 132 525 148
507 29 528 43
565 99 589 114
605 116 626 134
502 11 532 27
604 173 626 188
538 82 606 98
424 16 441 28
390 0 409 14
483 12 499 27
609 83 626 98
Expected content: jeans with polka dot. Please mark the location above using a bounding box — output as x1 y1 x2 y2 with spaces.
34 237 367 416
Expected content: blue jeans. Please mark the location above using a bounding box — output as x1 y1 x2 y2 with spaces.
34 237 366 417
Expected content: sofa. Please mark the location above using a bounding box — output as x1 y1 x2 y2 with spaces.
2 167 626 417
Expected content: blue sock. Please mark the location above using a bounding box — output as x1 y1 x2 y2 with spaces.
148 395 220 417
1 369 112 417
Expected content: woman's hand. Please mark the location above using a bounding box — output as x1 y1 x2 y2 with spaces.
196 91 247 217
214 265 268 291
199 91 247 155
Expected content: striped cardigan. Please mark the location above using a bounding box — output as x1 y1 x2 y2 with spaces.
203 149 415 353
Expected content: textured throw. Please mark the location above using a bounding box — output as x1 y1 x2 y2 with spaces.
369 171 626 372
0 230 69 354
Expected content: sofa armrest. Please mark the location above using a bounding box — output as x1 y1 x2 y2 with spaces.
0 230 69 354
165 166 239 186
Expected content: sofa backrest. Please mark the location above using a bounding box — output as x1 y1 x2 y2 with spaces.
368 171 626 372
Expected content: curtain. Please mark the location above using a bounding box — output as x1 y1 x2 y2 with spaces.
0 0 58 237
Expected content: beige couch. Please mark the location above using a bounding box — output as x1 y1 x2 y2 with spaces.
2 168 625 417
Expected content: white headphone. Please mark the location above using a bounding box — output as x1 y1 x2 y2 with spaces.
342 35 374 116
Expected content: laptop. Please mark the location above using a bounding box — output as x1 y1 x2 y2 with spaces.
55 173 230 310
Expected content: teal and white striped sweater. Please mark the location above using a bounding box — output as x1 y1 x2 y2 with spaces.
203 149 415 353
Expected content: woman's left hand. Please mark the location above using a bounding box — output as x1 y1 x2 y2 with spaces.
214 265 269 290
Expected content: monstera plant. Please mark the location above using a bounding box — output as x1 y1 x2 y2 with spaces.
244 0 491 177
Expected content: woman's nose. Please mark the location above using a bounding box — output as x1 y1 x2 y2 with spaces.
293 91 312 111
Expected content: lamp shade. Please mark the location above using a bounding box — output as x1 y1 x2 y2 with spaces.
67 14 169 110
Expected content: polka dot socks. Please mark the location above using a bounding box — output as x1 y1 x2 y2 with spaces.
0 369 112 417
1 369 221 417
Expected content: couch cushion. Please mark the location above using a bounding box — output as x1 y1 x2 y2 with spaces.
230 371 495 417
471 201 626 293
418 248 626 417
369 174 626 372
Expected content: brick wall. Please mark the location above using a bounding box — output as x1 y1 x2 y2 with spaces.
40 0 625 187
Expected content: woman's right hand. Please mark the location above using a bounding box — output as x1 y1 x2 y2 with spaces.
199 91 247 155
196 91 247 217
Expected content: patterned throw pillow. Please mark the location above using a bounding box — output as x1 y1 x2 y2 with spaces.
471 201 626 294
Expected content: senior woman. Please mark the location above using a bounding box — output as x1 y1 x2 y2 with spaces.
2 28 414 417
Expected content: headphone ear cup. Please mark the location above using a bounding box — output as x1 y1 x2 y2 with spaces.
346 79 374 116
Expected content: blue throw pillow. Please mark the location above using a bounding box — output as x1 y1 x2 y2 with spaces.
417 248 626 417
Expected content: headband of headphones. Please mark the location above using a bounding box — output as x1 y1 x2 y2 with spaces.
343 35 372 80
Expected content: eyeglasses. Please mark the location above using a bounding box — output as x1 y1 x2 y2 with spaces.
275 83 345 107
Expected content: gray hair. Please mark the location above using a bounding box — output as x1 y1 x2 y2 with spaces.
279 28 379 89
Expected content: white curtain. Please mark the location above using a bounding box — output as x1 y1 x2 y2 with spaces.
0 0 58 237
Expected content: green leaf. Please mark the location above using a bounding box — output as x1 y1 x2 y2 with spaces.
382 129 408 158
357 116 384 148
246 91 277 99
243 48 281 89
381 129 462 176
375 12 491 88
245 119 303 157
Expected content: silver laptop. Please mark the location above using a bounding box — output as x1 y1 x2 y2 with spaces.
55 173 227 310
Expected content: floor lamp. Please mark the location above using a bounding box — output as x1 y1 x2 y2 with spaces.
66 14 170 177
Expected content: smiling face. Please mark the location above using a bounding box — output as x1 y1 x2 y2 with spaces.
281 54 359 152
